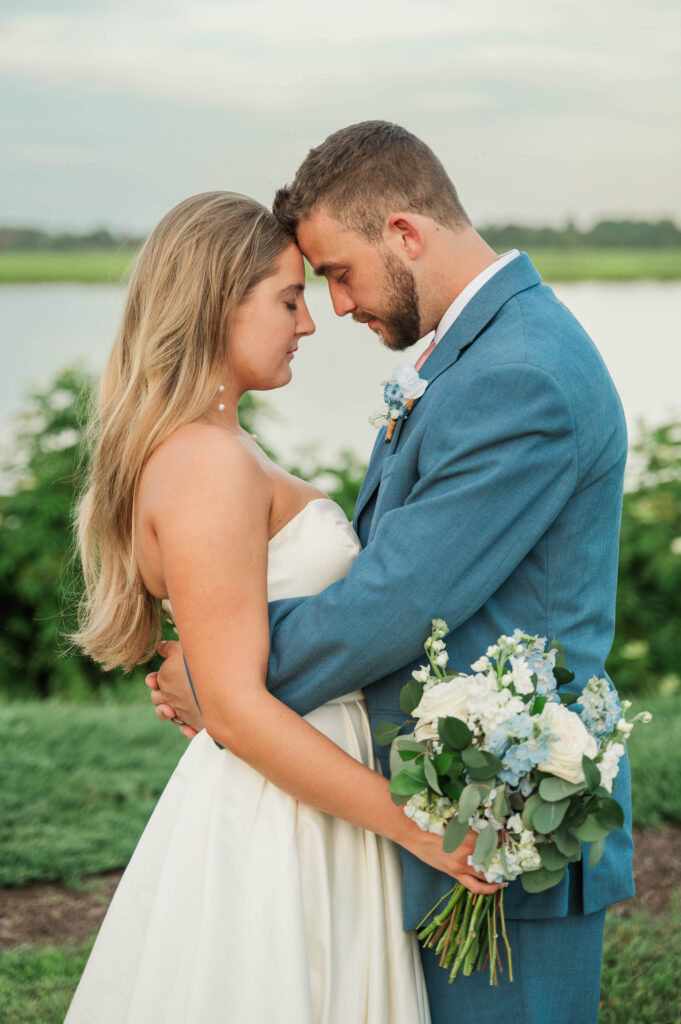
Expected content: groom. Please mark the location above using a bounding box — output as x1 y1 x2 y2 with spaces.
151 121 633 1022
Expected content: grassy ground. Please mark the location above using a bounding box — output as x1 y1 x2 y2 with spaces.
0 698 186 887
0 249 137 284
1 912 679 1023
0 694 678 1021
0 693 674 887
1 247 680 284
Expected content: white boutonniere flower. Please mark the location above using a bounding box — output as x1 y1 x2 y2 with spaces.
369 364 428 442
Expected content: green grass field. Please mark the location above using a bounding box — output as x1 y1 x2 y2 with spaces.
0 693 674 888
0 249 138 284
0 695 679 1022
1 247 680 284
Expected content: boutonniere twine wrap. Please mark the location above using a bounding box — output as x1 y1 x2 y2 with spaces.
370 365 429 442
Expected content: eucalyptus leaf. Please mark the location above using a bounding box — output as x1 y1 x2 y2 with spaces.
574 815 610 842
433 751 454 774
492 788 510 821
438 716 473 751
596 797 624 831
589 837 606 868
398 748 422 761
388 771 427 797
462 749 504 775
554 827 581 859
548 638 566 670
424 756 443 795
400 679 424 717
521 865 566 893
461 747 489 768
533 797 570 834
582 755 601 791
538 843 568 872
522 794 544 830
531 695 548 716
374 721 401 746
457 784 482 823
473 824 498 868
559 692 579 706
539 777 585 802
443 817 470 854
554 666 576 687
442 779 464 801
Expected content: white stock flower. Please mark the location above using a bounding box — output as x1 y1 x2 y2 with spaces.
598 742 625 793
390 364 428 400
509 656 536 694
435 651 449 668
537 703 598 784
471 656 491 672
412 680 470 741
617 718 633 739
412 665 431 683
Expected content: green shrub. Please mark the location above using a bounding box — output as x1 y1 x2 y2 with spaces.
607 421 681 697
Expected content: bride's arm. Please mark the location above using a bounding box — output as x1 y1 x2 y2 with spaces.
152 432 496 894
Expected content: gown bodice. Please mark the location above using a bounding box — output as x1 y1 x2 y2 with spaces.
267 498 361 601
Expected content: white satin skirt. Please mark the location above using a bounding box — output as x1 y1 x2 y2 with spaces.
65 692 431 1023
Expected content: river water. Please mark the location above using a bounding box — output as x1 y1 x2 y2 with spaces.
1 281 680 466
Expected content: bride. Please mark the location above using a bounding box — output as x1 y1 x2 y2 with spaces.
66 191 493 1023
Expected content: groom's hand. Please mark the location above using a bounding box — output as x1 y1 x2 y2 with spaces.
145 640 205 738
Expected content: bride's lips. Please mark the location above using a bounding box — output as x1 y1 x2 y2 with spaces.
286 347 298 360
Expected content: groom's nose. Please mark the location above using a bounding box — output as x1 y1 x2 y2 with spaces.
327 280 356 317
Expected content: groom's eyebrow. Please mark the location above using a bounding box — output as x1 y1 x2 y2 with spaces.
313 262 344 278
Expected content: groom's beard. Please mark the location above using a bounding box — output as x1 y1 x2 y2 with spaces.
354 249 422 352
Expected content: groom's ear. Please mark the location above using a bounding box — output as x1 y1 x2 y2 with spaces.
385 213 425 262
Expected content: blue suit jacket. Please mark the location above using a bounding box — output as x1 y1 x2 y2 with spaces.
267 253 634 927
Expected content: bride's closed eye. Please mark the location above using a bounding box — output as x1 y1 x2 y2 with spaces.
285 301 298 311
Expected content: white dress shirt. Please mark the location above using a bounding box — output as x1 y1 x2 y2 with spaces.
432 249 520 345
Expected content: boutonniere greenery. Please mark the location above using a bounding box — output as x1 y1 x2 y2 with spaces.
370 365 429 442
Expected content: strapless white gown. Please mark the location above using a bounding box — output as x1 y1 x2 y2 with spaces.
65 499 431 1024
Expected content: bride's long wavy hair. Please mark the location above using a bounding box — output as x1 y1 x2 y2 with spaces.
73 192 290 671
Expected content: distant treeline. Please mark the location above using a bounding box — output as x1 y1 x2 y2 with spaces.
0 227 143 251
481 219 681 250
1 219 680 252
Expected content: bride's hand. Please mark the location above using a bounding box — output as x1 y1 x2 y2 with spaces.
400 822 503 896
145 640 205 737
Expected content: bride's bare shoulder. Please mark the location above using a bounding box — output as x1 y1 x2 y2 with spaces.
139 421 265 505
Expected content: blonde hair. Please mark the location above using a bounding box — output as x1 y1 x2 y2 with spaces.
73 191 290 670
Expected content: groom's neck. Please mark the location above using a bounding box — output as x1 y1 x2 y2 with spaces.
419 226 499 332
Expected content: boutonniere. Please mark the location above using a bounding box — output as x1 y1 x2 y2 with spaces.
370 365 429 442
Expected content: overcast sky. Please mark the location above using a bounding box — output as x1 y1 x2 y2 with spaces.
2 0 680 233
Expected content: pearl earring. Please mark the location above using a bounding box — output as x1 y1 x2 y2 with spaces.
217 384 225 412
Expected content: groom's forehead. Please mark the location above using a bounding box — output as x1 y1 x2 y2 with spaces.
296 210 368 272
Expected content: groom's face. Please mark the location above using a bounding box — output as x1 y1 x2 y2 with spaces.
296 208 421 351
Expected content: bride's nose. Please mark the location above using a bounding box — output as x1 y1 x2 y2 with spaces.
296 299 316 338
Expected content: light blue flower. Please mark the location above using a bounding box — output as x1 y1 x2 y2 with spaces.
499 743 535 786
505 712 534 739
577 677 622 739
384 382 403 404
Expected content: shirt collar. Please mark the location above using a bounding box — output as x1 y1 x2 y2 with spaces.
432 250 520 346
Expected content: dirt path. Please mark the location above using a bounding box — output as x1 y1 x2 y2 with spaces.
1 826 679 950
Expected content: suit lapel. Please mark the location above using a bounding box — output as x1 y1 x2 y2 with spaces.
352 254 542 534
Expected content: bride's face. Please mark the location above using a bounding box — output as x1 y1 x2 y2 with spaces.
226 243 315 393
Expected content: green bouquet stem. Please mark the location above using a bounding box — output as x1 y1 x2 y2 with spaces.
417 885 513 986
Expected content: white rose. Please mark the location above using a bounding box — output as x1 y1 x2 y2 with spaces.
412 680 470 742
537 703 598 784
390 364 428 400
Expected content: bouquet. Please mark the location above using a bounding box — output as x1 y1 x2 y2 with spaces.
375 620 650 985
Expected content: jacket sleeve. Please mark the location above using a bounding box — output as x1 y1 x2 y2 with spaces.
267 362 578 715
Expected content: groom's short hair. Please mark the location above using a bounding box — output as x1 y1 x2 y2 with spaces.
273 121 470 243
